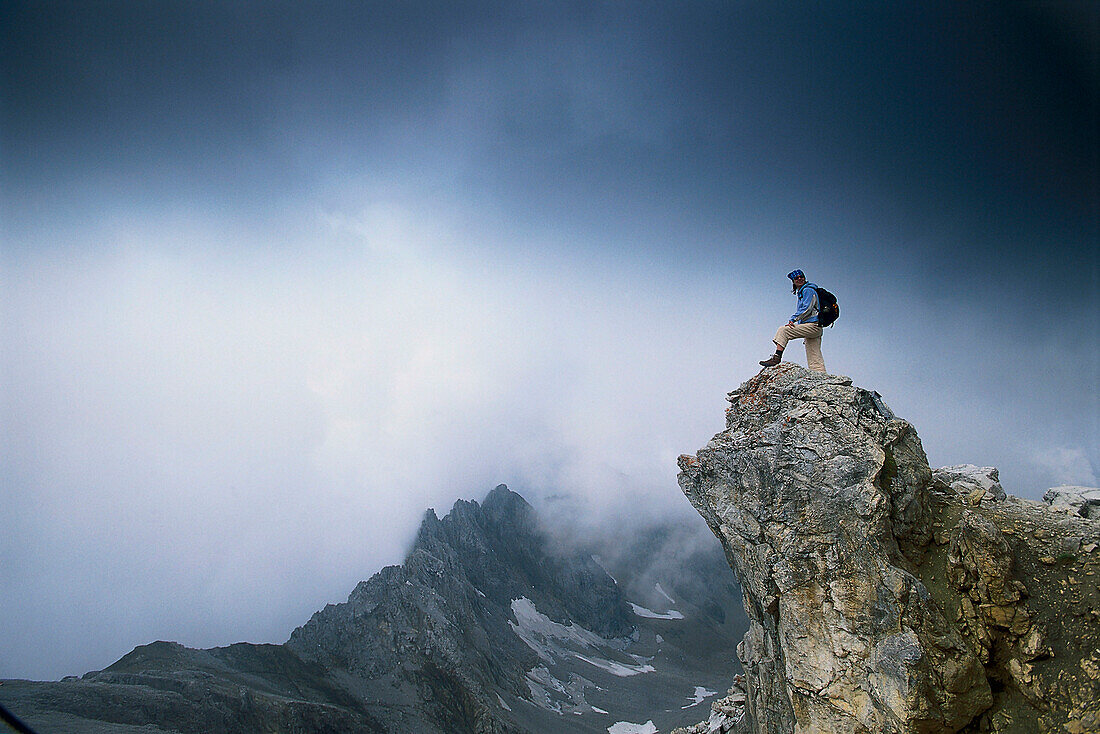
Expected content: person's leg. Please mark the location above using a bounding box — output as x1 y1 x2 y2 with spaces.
805 330 825 372
773 324 792 351
765 324 824 370
761 324 793 366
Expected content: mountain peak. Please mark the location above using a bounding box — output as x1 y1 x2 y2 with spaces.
410 507 445 550
481 483 533 525
484 482 518 505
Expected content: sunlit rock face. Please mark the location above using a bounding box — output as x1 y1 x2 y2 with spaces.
678 364 990 734
678 364 1100 734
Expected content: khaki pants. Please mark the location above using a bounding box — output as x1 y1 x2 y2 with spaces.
774 323 826 372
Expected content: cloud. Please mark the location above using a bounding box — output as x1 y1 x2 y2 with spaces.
0 198 755 680
1031 447 1099 489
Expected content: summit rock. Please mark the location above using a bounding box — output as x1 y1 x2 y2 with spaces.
677 364 1100 733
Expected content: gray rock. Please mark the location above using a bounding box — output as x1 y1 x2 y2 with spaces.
932 465 1006 504
1043 485 1100 519
285 484 632 732
678 364 991 734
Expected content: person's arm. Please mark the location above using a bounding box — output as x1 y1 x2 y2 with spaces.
790 287 818 323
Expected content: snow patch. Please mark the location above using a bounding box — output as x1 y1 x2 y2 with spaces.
655 583 676 605
607 721 657 734
591 555 618 584
510 597 649 681
681 685 719 708
573 652 655 677
525 666 565 714
630 602 684 620
523 664 595 715
510 597 614 661
496 694 512 711
592 706 609 714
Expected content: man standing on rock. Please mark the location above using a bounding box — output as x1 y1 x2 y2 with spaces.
759 269 826 372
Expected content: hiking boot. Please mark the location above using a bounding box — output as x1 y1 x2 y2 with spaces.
759 352 782 367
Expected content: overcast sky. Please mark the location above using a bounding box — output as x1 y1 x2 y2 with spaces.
2 1 1097 681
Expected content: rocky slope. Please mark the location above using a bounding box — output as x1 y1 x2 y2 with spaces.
676 364 1100 734
1 486 746 733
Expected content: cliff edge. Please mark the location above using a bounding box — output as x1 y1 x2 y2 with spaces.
676 364 1100 734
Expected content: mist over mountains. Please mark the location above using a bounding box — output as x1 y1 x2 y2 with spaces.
1 485 745 733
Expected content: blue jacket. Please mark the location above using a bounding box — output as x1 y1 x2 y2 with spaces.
790 282 819 324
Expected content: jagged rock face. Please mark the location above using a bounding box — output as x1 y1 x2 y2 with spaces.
286 485 631 733
678 364 991 734
4 483 747 734
931 488 1100 733
945 512 1028 666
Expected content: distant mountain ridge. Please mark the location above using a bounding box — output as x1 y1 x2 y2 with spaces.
2 485 745 733
285 485 636 732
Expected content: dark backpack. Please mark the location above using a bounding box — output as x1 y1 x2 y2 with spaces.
815 286 839 327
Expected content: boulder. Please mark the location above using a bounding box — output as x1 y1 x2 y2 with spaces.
932 465 1006 505
1043 485 1100 519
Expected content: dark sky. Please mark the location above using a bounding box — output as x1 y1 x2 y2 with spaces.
5 2 1095 263
2 1 1097 680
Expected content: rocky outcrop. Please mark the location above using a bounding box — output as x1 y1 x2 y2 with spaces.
933 465 1007 505
671 676 749 734
678 364 1100 734
1044 486 1100 519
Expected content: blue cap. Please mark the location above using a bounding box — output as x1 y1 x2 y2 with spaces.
787 269 804 281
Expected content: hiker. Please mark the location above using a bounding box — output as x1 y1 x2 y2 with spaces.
759 269 826 372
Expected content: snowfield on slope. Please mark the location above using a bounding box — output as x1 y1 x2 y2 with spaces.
655 583 676 605
629 602 684 620
509 596 657 713
607 721 657 734
509 597 616 660
573 652 655 677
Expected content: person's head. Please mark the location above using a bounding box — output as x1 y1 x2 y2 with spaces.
788 269 806 292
